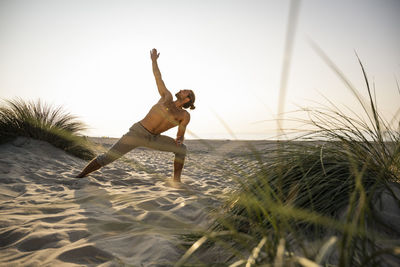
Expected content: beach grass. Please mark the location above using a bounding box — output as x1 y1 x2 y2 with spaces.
176 57 400 266
0 98 95 160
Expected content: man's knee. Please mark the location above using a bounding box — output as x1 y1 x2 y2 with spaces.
174 144 187 162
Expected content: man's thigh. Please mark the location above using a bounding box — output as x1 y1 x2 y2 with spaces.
105 134 143 158
146 135 186 155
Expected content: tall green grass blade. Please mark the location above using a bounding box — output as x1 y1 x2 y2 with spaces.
294 256 320 267
277 0 301 137
315 236 337 264
245 236 267 267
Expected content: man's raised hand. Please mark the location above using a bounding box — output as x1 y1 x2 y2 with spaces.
150 48 160 61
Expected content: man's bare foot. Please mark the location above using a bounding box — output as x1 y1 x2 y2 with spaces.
165 178 183 188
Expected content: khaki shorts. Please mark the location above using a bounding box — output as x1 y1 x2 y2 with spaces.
96 122 187 166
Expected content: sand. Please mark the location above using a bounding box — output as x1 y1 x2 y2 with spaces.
0 137 270 266
1 137 399 266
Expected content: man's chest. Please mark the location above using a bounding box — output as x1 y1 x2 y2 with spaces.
157 104 182 123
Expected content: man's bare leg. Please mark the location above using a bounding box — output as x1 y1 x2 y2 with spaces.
76 158 102 178
173 159 184 182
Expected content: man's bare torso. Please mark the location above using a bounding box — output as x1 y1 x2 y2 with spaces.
140 98 188 134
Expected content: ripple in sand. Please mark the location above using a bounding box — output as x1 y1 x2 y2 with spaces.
0 228 29 248
17 232 67 252
38 207 65 214
66 229 90 242
57 245 114 264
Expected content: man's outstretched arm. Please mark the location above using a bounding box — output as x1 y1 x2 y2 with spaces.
150 48 172 100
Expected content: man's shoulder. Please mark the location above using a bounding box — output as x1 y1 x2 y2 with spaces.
181 110 190 122
158 96 173 105
160 90 173 102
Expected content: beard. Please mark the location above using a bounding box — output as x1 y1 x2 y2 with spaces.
175 92 182 99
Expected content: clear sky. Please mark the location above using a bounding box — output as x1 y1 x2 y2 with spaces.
1 0 399 139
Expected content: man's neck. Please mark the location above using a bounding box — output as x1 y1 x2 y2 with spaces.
174 100 184 109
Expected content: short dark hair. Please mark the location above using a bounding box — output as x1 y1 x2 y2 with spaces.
183 90 196 110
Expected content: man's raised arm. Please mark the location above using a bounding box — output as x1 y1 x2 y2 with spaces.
150 48 172 100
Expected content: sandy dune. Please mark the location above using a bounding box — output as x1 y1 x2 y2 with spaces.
0 137 267 266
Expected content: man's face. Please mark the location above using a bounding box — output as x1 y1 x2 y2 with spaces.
176 90 190 100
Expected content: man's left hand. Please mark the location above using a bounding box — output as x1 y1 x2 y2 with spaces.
175 137 183 146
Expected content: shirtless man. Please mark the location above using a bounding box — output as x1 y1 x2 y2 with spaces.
76 48 195 182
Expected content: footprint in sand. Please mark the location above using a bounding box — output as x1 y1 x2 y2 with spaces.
163 179 194 191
